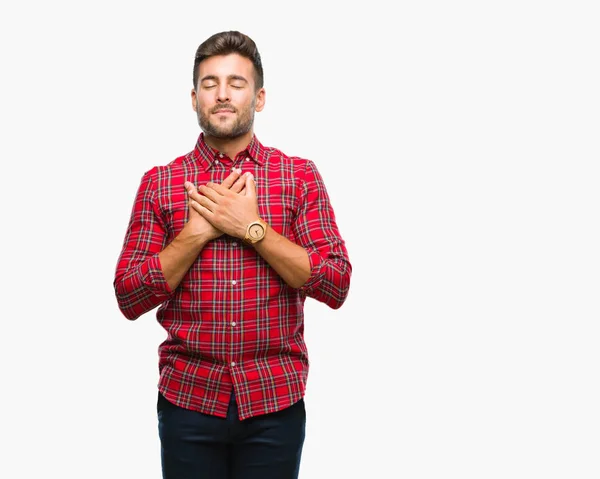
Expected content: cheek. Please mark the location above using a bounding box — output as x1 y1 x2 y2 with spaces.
234 92 253 107
238 96 254 113
196 94 214 110
198 103 212 118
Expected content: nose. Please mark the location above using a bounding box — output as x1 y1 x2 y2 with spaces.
216 84 230 103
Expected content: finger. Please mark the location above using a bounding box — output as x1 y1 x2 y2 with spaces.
193 191 217 212
221 168 243 189
189 199 214 219
184 181 197 194
198 183 223 202
244 173 256 198
184 182 215 212
230 172 250 194
203 181 231 197
186 189 205 206
184 181 202 203
185 182 209 209
184 182 200 216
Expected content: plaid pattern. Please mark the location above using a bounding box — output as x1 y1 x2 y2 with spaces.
114 134 351 420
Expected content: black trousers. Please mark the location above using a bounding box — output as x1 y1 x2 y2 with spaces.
157 391 306 479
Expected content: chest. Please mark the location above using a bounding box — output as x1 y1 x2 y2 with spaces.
154 165 300 242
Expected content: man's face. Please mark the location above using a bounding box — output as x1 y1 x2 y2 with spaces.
192 53 265 139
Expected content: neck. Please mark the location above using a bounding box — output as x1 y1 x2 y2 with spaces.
203 130 254 160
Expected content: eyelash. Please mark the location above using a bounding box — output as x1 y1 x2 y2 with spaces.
204 85 243 90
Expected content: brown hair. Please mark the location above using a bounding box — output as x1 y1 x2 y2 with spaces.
193 31 264 91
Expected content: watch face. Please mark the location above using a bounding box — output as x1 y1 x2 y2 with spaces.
249 223 265 239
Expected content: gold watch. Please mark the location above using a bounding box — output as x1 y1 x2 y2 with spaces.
243 218 267 245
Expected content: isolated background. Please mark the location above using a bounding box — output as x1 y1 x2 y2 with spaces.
1 1 599 478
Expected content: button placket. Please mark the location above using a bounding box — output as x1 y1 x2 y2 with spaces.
228 229 240 373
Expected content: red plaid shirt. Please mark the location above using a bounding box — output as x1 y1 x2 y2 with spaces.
114 133 351 420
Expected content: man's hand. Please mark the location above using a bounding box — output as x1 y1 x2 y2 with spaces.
187 172 259 239
181 168 247 243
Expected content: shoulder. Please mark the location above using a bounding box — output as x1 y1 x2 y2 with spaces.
261 144 318 176
140 151 194 182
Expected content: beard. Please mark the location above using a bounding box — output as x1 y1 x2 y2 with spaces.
197 98 256 139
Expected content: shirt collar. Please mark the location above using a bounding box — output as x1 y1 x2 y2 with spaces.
192 132 267 172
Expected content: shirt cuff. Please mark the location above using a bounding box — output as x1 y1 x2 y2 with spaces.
139 254 172 297
298 249 324 294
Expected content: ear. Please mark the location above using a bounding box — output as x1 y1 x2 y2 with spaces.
255 88 266 112
191 88 198 112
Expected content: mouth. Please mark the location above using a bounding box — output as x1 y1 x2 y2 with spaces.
213 109 235 114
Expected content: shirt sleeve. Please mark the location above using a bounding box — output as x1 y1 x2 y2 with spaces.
113 169 173 320
293 159 352 309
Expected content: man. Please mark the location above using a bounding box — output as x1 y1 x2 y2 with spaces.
114 30 351 479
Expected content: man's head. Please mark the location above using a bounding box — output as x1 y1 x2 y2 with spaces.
193 31 264 91
191 31 265 140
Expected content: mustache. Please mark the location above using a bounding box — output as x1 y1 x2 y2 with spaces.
212 105 237 113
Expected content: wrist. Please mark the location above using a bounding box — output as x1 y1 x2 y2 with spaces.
243 218 268 245
176 228 211 250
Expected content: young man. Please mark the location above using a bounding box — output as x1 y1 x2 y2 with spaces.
114 31 351 479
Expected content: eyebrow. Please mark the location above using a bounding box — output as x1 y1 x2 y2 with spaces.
200 75 249 83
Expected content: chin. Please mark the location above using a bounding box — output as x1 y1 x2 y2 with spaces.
200 116 252 139
209 128 243 140
212 125 238 137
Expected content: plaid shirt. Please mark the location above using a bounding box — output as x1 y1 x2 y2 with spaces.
114 133 351 420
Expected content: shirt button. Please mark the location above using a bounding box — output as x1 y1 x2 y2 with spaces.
231 361 236 367
245 157 250 162
231 321 236 327
231 280 237 285
232 242 238 247
219 153 224 158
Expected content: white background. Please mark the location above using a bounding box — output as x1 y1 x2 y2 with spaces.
1 1 599 478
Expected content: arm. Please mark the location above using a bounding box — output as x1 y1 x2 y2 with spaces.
113 169 172 320
114 169 246 320
187 163 352 309
290 159 352 309
186 172 311 289
252 225 311 289
160 170 247 290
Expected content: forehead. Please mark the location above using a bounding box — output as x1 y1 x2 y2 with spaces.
198 53 255 79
